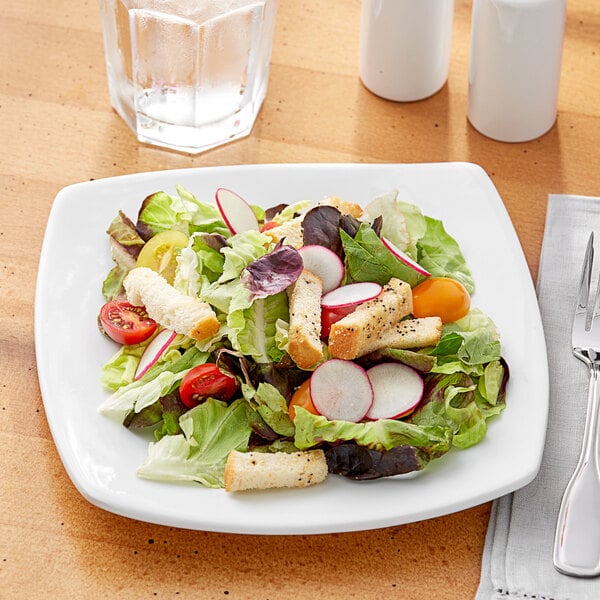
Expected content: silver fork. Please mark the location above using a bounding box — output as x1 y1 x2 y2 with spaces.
553 232 600 577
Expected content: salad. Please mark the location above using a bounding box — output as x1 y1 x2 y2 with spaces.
97 185 508 491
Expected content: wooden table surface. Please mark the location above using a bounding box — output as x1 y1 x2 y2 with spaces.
1 0 599 598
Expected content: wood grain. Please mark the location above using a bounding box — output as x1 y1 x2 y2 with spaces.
1 0 599 598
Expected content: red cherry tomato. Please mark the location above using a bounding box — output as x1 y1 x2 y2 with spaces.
321 304 357 338
412 277 471 324
288 379 319 422
179 363 238 408
260 220 279 232
99 300 158 345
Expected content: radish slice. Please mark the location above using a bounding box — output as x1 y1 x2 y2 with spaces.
310 359 373 422
365 362 424 420
297 245 345 293
381 236 431 277
134 329 177 380
215 188 260 234
321 281 382 309
320 282 383 337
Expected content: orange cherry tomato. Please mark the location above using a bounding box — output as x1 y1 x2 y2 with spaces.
412 277 471 324
288 379 319 422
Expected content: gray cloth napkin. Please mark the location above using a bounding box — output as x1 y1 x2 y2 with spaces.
476 195 600 600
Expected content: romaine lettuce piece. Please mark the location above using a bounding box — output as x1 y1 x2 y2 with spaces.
242 381 295 437
364 191 427 255
271 200 312 224
174 232 226 298
100 343 146 391
219 229 272 283
99 346 208 421
228 292 289 363
136 185 230 240
293 407 452 455
416 217 475 293
136 398 252 488
431 308 502 370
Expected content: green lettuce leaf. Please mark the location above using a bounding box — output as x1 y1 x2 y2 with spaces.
242 382 295 437
135 398 252 488
99 371 184 423
102 211 146 300
228 292 290 363
271 200 313 224
219 230 272 283
363 191 427 255
417 217 475 293
137 186 230 239
431 309 502 370
410 372 502 450
174 232 226 298
99 346 208 421
341 224 424 287
100 343 147 392
293 407 452 455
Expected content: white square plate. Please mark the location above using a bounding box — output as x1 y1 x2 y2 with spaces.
35 163 548 534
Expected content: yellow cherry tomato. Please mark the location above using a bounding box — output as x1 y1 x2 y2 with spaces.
288 379 318 422
412 277 471 324
136 230 189 284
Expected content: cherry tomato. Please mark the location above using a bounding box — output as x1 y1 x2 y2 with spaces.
136 230 189 284
99 300 158 345
321 305 356 338
288 379 319 422
179 363 238 408
412 277 471 324
260 220 279 232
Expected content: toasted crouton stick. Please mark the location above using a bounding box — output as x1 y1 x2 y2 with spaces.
353 316 443 359
328 278 413 360
224 450 328 492
287 269 324 369
124 267 220 341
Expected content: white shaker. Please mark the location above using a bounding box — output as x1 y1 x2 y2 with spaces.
467 0 567 142
359 0 454 102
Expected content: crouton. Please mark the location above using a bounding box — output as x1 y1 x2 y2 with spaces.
263 216 304 248
287 269 324 369
345 316 443 359
264 196 363 248
318 195 364 219
224 450 328 492
328 278 413 360
124 267 220 341
376 316 443 351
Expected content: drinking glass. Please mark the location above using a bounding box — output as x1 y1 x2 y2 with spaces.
99 0 278 153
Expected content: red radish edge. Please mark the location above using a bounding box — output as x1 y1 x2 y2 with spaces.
381 236 431 277
365 362 424 420
134 329 177 380
310 359 373 422
297 245 345 293
215 188 260 235
321 281 382 309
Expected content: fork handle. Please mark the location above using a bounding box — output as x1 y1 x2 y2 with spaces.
553 360 600 577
